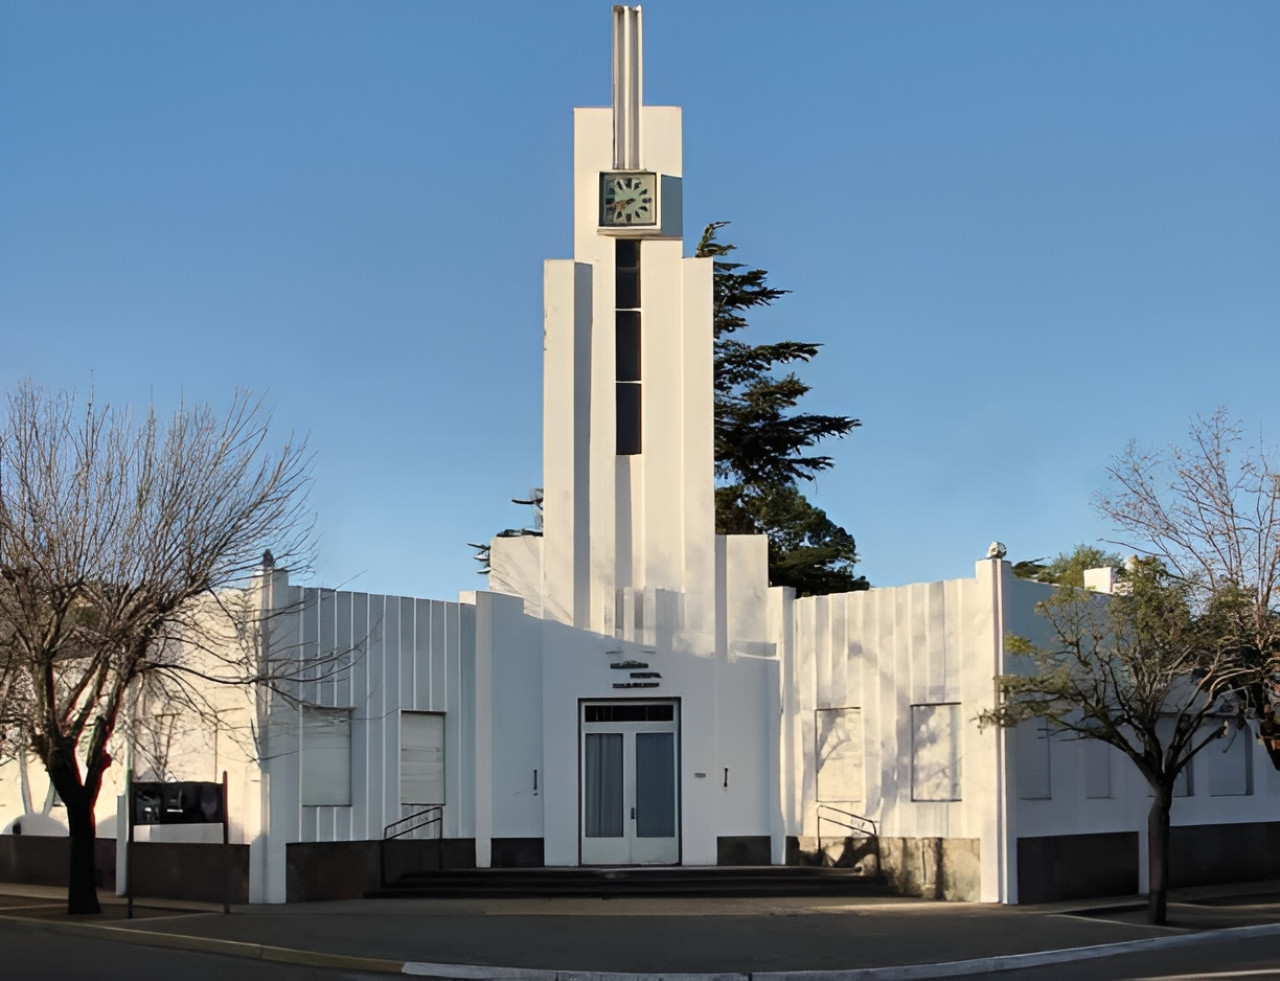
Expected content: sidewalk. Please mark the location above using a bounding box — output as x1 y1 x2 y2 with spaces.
1 880 1278 979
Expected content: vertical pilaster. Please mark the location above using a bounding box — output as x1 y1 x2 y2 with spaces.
542 259 595 629
472 594 494 868
973 557 1016 904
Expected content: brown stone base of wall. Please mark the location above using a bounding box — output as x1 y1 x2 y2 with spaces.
287 840 380 902
718 835 772 866
287 838 477 902
0 836 116 890
1171 822 1280 887
877 837 980 901
1017 832 1139 904
130 841 249 904
0 837 247 903
785 835 879 872
784 835 976 899
1017 822 1280 903
490 837 544 868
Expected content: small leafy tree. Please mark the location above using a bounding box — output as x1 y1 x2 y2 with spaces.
1012 545 1126 586
696 222 866 595
0 383 312 914
983 559 1252 924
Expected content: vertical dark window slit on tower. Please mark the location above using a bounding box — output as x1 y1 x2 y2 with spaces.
616 239 642 455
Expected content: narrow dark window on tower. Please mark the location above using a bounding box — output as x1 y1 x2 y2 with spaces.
616 384 641 455
616 311 641 381
615 239 642 455
615 239 641 309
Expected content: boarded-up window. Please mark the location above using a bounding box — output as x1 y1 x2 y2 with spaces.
301 707 351 806
816 708 863 802
1083 739 1112 799
401 712 445 805
1174 764 1192 798
911 704 961 801
1208 726 1252 797
1015 720 1051 800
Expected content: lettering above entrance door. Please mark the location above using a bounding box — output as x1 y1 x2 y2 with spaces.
610 659 649 670
612 681 660 689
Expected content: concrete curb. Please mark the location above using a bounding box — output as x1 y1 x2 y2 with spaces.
5 909 1280 980
748 921 1280 981
405 974 742 981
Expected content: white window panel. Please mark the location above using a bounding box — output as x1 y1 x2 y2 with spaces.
1083 739 1113 799
401 712 445 805
1015 720 1051 800
1208 726 1252 797
1174 765 1192 798
301 707 351 807
816 708 864 802
911 703 961 802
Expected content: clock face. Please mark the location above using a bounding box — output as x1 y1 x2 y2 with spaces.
600 171 657 227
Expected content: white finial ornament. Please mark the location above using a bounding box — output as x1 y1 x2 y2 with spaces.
987 541 1008 559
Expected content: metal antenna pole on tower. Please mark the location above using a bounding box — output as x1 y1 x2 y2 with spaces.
611 5 643 170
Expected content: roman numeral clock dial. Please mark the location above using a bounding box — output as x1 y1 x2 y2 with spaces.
600 171 657 227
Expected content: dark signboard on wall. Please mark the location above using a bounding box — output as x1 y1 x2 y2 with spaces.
132 781 226 826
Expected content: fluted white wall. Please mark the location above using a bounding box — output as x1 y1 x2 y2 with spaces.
261 577 475 849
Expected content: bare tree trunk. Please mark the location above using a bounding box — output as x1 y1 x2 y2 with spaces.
1147 785 1173 925
50 767 101 915
18 752 33 815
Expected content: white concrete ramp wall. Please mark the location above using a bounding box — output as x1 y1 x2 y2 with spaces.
787 573 992 840
781 560 1009 901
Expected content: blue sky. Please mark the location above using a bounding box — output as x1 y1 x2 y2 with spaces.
2 0 1276 598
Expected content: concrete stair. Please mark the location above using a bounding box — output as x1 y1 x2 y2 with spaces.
367 865 892 899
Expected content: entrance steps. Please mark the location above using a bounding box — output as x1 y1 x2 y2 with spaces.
367 865 892 899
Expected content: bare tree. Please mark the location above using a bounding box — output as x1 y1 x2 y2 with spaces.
982 559 1253 924
0 383 311 913
1099 408 1280 748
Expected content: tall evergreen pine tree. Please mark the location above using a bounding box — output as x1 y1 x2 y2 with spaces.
697 222 866 595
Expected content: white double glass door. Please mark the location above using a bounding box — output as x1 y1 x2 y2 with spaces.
580 701 679 865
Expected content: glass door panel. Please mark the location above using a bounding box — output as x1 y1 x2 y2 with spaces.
584 733 624 838
634 732 675 838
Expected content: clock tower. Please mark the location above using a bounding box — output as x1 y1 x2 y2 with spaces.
490 6 763 649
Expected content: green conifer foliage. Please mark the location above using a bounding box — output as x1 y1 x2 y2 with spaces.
696 222 866 596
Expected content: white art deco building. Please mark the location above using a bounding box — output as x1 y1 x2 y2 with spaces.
3 7 1278 906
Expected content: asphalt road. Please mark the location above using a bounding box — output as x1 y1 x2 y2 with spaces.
4 883 1280 979
0 919 380 981
105 900 1173 973
9 914 1277 981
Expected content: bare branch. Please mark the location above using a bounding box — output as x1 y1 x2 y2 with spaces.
0 381 316 914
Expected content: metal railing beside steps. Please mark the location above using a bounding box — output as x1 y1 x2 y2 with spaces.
380 804 443 887
816 803 882 875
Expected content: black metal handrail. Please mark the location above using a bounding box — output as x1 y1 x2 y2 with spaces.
384 804 442 841
816 804 881 873
380 805 443 888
